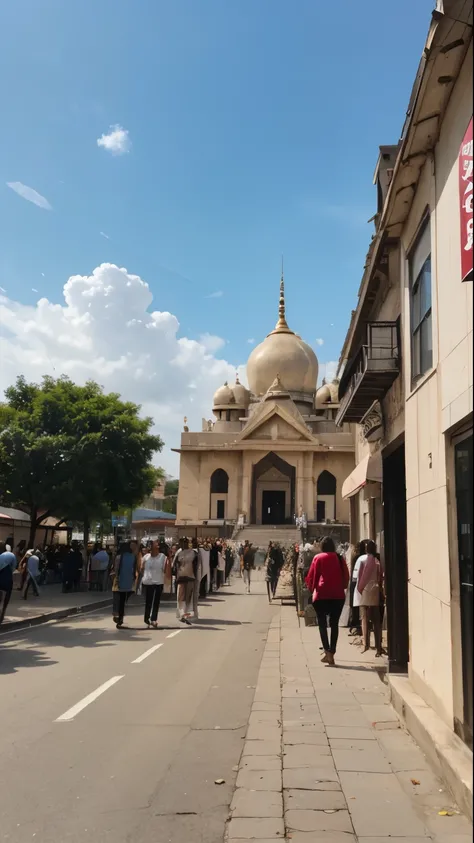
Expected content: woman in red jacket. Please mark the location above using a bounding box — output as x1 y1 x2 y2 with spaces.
305 536 350 666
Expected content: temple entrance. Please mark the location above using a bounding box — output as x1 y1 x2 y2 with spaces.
262 490 286 525
251 452 295 525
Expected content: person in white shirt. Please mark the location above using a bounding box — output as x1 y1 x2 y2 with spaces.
23 550 40 599
141 541 170 628
90 544 110 591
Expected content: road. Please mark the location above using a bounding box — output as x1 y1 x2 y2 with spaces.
0 575 277 843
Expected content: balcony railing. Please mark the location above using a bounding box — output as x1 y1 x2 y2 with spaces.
336 321 400 425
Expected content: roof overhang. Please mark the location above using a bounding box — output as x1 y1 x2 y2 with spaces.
341 452 383 499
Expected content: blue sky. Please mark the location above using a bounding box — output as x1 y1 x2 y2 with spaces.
0 0 433 468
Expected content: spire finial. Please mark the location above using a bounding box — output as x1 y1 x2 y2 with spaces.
275 256 289 331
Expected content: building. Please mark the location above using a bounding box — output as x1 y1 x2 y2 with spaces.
336 0 472 817
174 279 355 542
141 480 166 511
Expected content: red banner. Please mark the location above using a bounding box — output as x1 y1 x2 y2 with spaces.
459 117 473 282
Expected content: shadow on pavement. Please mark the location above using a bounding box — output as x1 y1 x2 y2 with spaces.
0 646 58 675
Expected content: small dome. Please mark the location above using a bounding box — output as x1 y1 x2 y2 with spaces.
213 382 234 407
328 379 340 403
315 382 331 408
232 375 250 407
246 277 318 398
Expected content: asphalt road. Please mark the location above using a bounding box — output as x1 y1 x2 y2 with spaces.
0 575 277 843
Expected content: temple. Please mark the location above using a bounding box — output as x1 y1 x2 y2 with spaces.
174 274 355 538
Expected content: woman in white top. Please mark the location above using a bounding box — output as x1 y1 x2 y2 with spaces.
141 541 170 628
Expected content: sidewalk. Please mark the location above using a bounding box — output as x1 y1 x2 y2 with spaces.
1 584 112 633
226 604 472 842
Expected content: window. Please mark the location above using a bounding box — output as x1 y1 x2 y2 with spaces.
216 499 225 519
316 500 326 522
409 217 432 379
210 469 229 494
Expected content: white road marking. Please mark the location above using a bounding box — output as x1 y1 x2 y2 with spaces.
131 643 163 664
166 630 182 639
55 676 124 722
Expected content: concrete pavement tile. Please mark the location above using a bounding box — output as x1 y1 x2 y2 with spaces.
246 725 281 742
357 838 430 843
226 817 285 838
282 719 324 730
339 770 429 837
285 808 353 833
240 755 282 771
283 700 321 719
283 767 340 788
252 702 280 712
353 691 389 704
228 839 283 843
318 706 369 728
248 712 281 727
375 731 430 771
360 703 399 724
332 746 392 773
315 690 359 705
329 738 377 750
283 729 329 745
326 726 376 740
284 789 347 811
288 836 357 843
242 740 281 756
283 745 334 768
236 769 282 791
231 788 283 818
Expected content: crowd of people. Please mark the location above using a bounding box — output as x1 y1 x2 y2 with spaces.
1 533 387 661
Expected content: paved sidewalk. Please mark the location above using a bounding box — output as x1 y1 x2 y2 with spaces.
226 605 472 842
1 584 113 632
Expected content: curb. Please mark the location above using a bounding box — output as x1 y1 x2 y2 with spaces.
0 597 113 636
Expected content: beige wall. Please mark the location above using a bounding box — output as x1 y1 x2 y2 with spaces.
402 43 473 728
313 451 354 524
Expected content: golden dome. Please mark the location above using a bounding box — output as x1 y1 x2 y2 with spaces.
247 277 318 397
232 375 250 407
213 382 235 407
315 382 331 408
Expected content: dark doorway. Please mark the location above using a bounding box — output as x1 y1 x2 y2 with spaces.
454 434 473 749
216 499 225 519
251 452 295 524
262 490 286 525
383 443 409 673
316 500 326 522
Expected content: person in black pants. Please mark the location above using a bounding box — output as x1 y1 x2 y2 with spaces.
141 541 169 628
305 536 349 666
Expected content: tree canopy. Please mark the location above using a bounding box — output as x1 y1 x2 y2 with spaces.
162 478 179 513
0 375 163 544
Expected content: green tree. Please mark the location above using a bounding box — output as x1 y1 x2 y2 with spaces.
0 375 163 547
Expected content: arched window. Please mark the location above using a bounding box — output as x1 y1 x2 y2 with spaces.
317 470 336 495
316 470 336 522
210 469 229 494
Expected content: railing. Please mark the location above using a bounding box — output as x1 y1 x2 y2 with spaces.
336 321 400 424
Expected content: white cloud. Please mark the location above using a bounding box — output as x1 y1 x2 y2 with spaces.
198 333 226 353
32 288 38 293
6 182 52 210
100 231 110 239
206 290 223 299
97 125 131 156
315 338 324 346
0 264 245 474
247 338 255 345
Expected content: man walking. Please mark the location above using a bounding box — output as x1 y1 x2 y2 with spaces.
240 541 255 594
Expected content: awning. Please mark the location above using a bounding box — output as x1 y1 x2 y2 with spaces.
342 453 383 499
